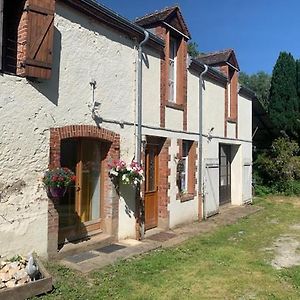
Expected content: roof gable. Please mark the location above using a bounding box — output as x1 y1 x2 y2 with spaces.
135 6 191 39
197 49 240 71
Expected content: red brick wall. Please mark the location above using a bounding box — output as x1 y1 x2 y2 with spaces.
157 138 171 228
177 39 188 131
155 26 188 131
16 3 28 76
156 26 167 128
220 65 238 138
47 125 120 256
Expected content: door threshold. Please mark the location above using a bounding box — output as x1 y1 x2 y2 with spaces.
55 232 115 260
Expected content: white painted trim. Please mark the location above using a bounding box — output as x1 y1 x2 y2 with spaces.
163 22 190 40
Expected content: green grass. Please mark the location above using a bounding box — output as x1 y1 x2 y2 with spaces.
37 197 300 300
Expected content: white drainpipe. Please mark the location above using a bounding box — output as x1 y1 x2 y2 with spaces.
198 64 208 220
136 30 149 164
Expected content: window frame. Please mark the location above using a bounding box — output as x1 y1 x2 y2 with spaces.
177 140 196 202
168 36 177 103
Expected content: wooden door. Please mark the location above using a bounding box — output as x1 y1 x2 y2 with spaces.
219 144 231 205
58 139 102 244
144 145 159 230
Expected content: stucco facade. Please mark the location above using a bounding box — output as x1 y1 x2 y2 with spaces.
0 1 253 258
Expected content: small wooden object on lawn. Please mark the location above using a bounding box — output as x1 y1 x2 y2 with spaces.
0 254 53 300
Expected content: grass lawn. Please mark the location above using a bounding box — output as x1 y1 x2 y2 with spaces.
37 197 300 299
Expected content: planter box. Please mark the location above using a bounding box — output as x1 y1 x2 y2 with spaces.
0 256 52 300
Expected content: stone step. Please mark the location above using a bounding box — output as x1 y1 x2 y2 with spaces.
54 233 115 260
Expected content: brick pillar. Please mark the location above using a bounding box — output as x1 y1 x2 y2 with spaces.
16 1 28 76
47 198 59 257
158 138 171 229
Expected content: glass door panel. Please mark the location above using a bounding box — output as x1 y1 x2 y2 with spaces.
59 139 78 229
79 140 101 223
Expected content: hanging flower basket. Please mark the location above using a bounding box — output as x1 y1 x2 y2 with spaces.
42 167 76 199
108 160 144 186
48 186 67 198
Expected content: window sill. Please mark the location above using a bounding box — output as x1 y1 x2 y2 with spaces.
178 193 195 202
166 102 184 111
227 118 237 123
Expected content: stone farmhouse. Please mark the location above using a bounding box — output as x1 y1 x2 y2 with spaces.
0 0 254 258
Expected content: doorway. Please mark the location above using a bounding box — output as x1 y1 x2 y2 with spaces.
58 139 103 244
219 144 231 205
144 144 159 230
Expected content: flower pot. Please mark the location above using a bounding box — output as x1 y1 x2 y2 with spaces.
49 186 67 198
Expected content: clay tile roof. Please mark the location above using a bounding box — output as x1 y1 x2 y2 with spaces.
135 5 179 26
197 49 239 70
135 5 191 38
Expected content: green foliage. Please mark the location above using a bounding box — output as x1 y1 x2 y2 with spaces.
297 60 300 98
38 198 300 299
254 137 300 194
269 52 300 136
8 254 23 262
254 184 273 197
187 41 200 58
239 71 271 109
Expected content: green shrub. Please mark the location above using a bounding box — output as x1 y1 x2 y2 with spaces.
253 137 300 196
254 184 273 197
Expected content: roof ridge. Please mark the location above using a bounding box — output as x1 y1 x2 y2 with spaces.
135 5 179 22
198 48 234 58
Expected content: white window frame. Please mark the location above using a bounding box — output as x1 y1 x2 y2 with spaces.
181 141 190 193
168 37 177 102
228 81 231 117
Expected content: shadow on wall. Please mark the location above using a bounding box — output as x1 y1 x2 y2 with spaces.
119 183 136 218
28 27 62 106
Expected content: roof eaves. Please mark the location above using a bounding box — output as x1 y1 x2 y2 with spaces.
62 0 164 48
189 58 228 86
239 85 257 100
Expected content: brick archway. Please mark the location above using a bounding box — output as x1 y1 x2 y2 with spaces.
47 125 120 257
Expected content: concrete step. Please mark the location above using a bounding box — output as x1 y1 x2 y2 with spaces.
55 233 115 260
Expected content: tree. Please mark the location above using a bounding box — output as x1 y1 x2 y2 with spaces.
297 59 300 98
268 52 299 136
239 71 271 109
187 42 200 58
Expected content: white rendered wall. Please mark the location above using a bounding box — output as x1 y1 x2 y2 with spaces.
142 48 161 127
227 122 236 139
168 139 198 228
187 70 199 133
165 107 183 131
238 94 252 141
202 80 225 137
0 2 162 257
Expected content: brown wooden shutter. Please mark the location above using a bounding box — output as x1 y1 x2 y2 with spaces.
188 141 196 195
24 0 55 79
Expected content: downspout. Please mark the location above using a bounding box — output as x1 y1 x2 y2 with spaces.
136 30 149 240
136 30 149 163
198 64 208 220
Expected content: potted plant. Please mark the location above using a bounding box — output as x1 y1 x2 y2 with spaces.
109 160 144 186
43 167 76 198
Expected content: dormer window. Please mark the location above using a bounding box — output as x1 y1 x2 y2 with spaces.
168 37 178 102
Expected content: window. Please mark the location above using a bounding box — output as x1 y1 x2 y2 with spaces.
1 0 55 79
180 141 190 192
1 0 25 74
177 140 196 199
168 37 177 102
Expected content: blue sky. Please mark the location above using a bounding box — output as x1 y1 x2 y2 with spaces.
98 0 300 75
